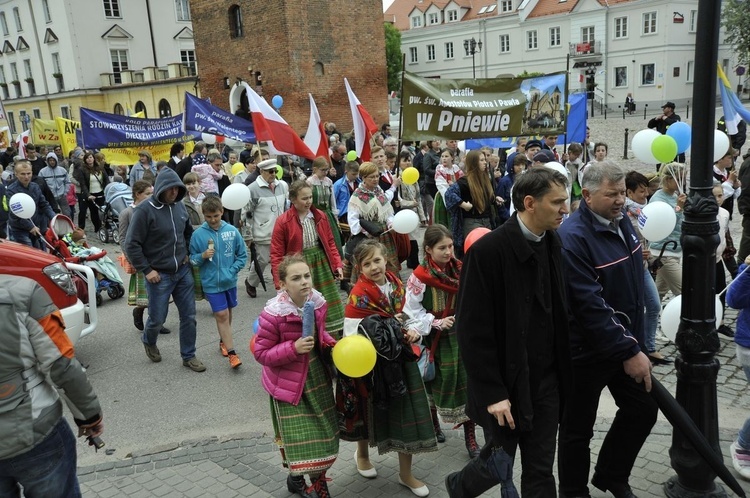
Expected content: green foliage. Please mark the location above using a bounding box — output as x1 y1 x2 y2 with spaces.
384 22 402 94
722 0 750 66
516 70 546 78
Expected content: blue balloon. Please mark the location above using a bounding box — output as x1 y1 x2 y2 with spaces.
666 121 691 154
271 95 283 109
253 318 260 335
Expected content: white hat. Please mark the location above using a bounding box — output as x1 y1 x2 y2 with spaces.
257 158 278 170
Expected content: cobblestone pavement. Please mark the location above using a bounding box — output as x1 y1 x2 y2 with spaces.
79 111 750 496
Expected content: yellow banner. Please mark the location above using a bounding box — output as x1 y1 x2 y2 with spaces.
55 117 80 157
32 119 61 145
100 142 194 165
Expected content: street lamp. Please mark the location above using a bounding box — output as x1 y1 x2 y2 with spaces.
464 37 482 79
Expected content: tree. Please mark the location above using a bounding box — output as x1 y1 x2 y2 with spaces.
384 22 402 94
722 0 750 66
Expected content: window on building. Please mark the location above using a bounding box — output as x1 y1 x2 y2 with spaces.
135 101 147 117
19 110 28 131
110 49 128 84
33 108 41 119
582 26 594 43
409 46 418 63
7 111 15 134
180 49 196 76
60 105 70 119
42 0 51 23
0 67 6 84
499 34 510 53
228 5 243 38
51 53 61 74
614 17 627 38
411 16 422 28
0 13 7 36
689 10 697 33
527 30 538 50
643 12 656 35
445 41 454 59
447 10 457 22
10 62 18 81
427 44 435 61
614 66 627 87
428 12 439 25
549 26 560 47
686 61 694 82
175 0 190 21
641 63 655 85
113 103 124 115
103 0 121 18
23 59 31 79
159 99 172 118
500 0 513 12
12 8 21 31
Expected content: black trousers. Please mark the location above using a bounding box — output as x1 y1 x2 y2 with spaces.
558 359 657 496
448 370 560 498
738 215 750 265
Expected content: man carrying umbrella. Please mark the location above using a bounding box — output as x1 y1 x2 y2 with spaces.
241 158 289 298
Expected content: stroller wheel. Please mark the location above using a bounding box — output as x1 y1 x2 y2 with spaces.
107 285 119 300
112 228 120 245
118 284 125 298
96 293 102 306
98 227 109 243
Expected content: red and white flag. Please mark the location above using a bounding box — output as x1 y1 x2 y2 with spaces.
303 93 330 162
345 78 379 162
15 129 30 158
245 86 315 160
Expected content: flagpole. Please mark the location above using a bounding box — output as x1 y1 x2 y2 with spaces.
398 54 406 152
564 54 570 154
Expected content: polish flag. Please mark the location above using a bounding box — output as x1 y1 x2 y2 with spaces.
15 129 30 159
303 94 330 162
245 85 315 160
345 78 379 161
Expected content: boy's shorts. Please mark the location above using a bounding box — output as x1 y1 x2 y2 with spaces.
205 288 238 313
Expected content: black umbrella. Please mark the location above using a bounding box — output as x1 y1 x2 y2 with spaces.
650 375 746 497
648 240 678 280
249 243 267 292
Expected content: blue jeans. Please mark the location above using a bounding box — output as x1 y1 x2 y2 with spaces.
143 263 197 360
643 268 661 353
8 227 45 251
738 345 750 449
0 418 81 497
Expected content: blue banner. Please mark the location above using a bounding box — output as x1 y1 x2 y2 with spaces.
79 108 199 149
465 92 587 150
183 92 255 143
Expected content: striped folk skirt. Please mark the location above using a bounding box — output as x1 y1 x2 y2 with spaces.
270 350 339 476
303 246 344 340
432 192 451 229
425 325 469 424
128 266 204 307
322 208 344 258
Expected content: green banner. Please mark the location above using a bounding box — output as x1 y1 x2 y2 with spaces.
400 71 568 141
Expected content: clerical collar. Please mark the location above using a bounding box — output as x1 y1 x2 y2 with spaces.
517 215 545 242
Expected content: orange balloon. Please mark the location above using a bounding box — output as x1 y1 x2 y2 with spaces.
463 227 491 253
250 335 257 355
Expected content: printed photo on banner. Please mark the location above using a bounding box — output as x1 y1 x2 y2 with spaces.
400 71 568 141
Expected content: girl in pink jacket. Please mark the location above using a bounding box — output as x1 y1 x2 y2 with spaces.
253 254 339 498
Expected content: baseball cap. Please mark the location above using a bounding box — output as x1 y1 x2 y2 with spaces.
661 101 676 109
533 150 556 163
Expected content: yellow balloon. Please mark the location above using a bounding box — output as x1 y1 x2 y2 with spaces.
402 166 419 185
332 335 376 378
231 162 245 176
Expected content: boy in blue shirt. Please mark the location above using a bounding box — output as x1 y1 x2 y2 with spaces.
190 196 248 368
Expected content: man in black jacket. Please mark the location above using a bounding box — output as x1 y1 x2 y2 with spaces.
736 152 750 263
447 168 572 498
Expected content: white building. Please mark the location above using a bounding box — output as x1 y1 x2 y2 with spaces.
0 0 196 134
386 0 738 112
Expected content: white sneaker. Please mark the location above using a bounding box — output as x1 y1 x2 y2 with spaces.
730 441 750 480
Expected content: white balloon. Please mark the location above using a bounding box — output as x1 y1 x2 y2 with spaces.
713 130 730 163
392 209 419 234
201 132 217 145
631 129 661 164
660 295 724 342
638 201 677 242
457 140 466 152
221 183 251 210
8 193 36 219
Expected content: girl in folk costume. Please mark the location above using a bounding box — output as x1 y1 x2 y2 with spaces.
403 224 480 458
307 157 343 256
347 162 401 283
433 148 463 228
397 151 427 270
340 240 437 497
253 255 339 498
271 180 345 340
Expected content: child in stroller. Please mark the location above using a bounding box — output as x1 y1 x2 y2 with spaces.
45 214 125 306
99 178 133 243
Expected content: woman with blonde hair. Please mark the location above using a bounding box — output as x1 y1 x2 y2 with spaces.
445 150 498 255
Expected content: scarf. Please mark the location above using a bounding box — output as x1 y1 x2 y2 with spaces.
345 271 404 319
413 255 461 295
349 185 392 224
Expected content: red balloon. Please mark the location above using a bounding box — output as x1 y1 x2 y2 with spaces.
249 335 257 355
463 227 491 253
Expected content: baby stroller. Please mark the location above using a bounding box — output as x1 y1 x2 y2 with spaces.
99 182 133 243
44 214 125 306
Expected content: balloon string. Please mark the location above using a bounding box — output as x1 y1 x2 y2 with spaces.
718 262 750 297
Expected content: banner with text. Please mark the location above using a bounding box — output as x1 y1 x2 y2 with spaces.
401 71 567 141
183 92 255 143
32 119 61 145
56 117 80 157
80 108 199 149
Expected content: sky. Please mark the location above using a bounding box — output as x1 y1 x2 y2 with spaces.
383 0 395 11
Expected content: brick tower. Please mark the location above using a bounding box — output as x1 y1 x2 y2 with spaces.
189 0 389 137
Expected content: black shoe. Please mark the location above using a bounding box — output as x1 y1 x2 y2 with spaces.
339 280 350 293
286 474 319 498
718 325 735 338
648 353 672 366
133 307 145 331
591 474 637 498
431 408 446 443
245 280 257 298
159 327 171 334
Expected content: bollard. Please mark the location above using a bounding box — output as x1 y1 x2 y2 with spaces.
623 128 629 159
643 103 648 120
686 100 690 119
604 107 607 119
621 105 626 120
